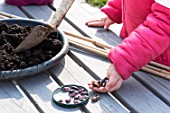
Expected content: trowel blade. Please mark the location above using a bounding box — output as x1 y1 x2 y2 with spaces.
14 25 52 53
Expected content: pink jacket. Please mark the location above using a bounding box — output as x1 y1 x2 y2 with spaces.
101 0 170 79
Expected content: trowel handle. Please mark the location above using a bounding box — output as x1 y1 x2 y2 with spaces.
48 0 75 29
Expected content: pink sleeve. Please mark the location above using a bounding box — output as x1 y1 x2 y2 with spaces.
101 0 122 24
108 3 170 80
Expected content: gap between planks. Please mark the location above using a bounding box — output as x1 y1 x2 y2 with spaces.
12 80 44 113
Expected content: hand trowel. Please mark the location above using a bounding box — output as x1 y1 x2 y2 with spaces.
14 0 75 53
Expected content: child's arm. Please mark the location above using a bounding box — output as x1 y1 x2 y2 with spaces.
89 2 170 93
109 2 170 80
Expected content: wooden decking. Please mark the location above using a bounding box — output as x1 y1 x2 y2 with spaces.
0 0 169 113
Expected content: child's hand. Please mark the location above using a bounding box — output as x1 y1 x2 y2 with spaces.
85 16 114 30
105 63 123 92
88 64 123 92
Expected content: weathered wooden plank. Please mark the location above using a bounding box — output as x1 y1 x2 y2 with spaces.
76 0 123 36
117 78 170 113
50 1 170 112
18 1 170 112
134 71 170 106
49 55 129 113
70 1 170 108
1 0 170 112
20 4 128 113
0 1 27 18
53 0 122 46
0 1 80 112
68 48 170 112
0 1 67 113
0 82 39 113
20 5 52 21
68 0 170 93
18 71 82 113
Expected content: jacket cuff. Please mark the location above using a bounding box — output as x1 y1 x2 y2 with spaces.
101 6 122 24
108 47 133 80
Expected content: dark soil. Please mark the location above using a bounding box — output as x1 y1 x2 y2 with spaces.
0 22 63 71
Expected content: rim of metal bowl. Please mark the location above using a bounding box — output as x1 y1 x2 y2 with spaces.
0 18 69 80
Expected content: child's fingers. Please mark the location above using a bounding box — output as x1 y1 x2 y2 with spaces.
86 18 105 24
88 80 106 92
86 18 105 27
86 21 104 27
88 81 95 89
91 86 107 93
85 19 102 24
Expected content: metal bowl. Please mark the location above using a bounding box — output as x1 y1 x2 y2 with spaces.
0 18 69 80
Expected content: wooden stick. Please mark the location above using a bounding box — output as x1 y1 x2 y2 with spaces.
64 31 112 49
141 67 170 80
0 11 20 18
48 0 75 28
149 61 170 71
0 15 9 19
69 40 108 58
145 64 170 76
69 38 108 54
